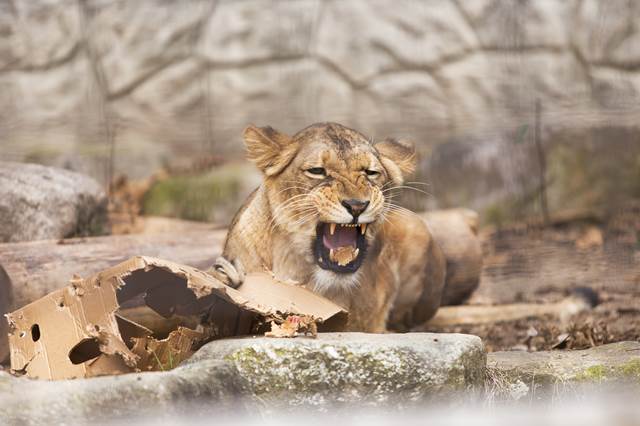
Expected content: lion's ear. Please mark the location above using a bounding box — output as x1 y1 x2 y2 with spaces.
375 137 417 184
243 125 299 176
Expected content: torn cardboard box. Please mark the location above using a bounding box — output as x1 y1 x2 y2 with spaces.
6 256 347 380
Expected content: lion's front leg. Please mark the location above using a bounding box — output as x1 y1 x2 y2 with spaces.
208 256 246 288
343 267 397 333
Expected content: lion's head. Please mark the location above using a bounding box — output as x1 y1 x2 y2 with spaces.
244 122 416 291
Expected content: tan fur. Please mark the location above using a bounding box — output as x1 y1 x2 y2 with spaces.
219 122 446 332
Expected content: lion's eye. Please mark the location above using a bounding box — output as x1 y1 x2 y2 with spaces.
365 169 380 177
305 167 326 177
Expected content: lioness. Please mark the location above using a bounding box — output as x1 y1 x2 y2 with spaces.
210 122 473 332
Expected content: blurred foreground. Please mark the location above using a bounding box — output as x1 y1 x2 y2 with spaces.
131 400 640 426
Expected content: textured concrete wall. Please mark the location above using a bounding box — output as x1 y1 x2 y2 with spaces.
1 0 639 220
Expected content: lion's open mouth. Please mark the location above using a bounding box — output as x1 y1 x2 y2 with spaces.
314 222 368 273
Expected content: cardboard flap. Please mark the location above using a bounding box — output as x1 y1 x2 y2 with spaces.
233 273 348 326
119 257 348 327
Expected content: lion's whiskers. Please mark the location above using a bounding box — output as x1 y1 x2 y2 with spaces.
270 193 315 218
286 209 318 230
268 193 319 232
383 202 420 220
382 185 432 197
272 185 312 196
268 204 315 232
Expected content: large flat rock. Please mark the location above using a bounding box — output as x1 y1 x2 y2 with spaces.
487 342 640 401
0 359 254 424
188 332 486 408
0 332 485 423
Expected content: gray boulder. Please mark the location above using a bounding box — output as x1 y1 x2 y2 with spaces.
0 360 254 425
0 162 109 242
0 332 485 423
188 332 486 408
487 342 640 402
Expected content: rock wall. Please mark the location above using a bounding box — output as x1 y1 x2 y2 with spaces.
1 0 639 221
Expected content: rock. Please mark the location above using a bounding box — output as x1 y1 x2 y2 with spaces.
487 342 640 401
459 0 572 49
202 58 354 154
574 0 640 68
0 162 109 242
314 0 476 83
0 332 484 421
187 332 486 408
84 0 210 97
199 0 319 63
589 67 640 110
422 209 482 305
0 360 254 424
0 0 80 71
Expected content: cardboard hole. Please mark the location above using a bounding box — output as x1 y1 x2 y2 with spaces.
31 324 41 342
117 267 196 317
68 338 101 365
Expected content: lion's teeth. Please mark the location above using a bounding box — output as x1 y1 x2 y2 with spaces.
330 223 336 235
329 249 336 262
354 248 359 258
360 224 367 235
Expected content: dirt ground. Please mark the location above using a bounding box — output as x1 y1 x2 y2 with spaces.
430 203 640 352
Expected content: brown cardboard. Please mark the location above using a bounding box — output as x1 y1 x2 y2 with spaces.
6 256 347 380
131 326 208 372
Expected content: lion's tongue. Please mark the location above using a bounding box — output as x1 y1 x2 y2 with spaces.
322 225 357 250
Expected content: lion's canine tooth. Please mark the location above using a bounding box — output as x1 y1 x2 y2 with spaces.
329 249 336 262
330 223 336 235
354 248 359 258
360 224 367 235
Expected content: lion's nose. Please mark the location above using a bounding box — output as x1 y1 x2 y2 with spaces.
341 199 370 219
